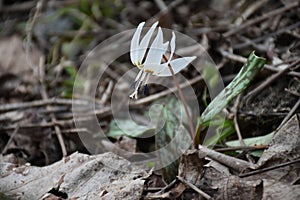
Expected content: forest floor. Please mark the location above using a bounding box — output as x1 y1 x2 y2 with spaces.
0 0 299 199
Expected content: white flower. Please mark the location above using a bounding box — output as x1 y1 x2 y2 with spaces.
129 21 196 99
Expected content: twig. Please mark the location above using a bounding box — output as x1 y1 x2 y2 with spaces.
143 187 163 193
155 178 178 195
244 59 300 101
25 0 46 79
154 0 167 10
285 88 300 97
0 1 36 13
177 176 212 200
58 128 89 134
233 21 300 49
38 56 67 157
52 122 67 156
234 0 269 26
0 117 104 132
198 145 257 172
214 145 266 152
0 0 93 13
149 0 184 24
0 72 199 119
219 50 300 77
223 2 299 37
163 55 195 147
233 94 245 146
99 80 114 104
233 94 256 163
275 98 300 132
238 111 288 117
2 126 19 154
0 98 101 112
239 157 300 178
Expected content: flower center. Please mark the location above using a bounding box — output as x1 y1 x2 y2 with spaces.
129 71 150 99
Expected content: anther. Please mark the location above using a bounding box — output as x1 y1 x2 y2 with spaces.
142 84 147 95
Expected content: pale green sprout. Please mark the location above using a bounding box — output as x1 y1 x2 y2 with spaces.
129 21 196 99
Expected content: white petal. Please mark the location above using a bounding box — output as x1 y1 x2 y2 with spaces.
143 63 161 74
137 22 159 63
144 41 168 70
130 22 145 65
162 42 169 52
155 56 196 77
144 27 167 65
168 32 176 62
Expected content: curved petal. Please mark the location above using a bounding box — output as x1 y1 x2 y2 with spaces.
168 32 176 62
162 42 169 52
144 27 167 65
143 63 161 74
137 21 159 63
155 56 196 77
144 42 169 75
130 22 145 65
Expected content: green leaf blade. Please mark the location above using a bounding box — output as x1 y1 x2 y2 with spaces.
195 52 266 146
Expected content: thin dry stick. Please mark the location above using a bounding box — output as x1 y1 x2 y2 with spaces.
233 94 256 163
149 0 184 24
233 21 300 49
163 55 195 146
219 49 300 77
285 88 300 97
58 128 89 134
234 0 269 25
239 157 300 178
0 117 100 132
177 176 212 200
0 0 91 13
198 145 257 172
244 59 300 101
276 98 300 132
233 94 245 146
99 80 114 104
25 0 46 78
23 0 67 157
223 1 299 37
2 126 19 154
39 57 67 157
215 145 266 152
0 98 101 112
155 179 178 195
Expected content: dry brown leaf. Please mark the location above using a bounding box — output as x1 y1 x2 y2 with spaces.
0 152 146 200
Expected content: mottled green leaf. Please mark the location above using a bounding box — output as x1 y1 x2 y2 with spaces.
202 62 220 89
107 119 155 139
195 52 266 146
155 99 191 183
203 118 235 146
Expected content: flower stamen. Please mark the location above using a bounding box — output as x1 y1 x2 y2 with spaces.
130 71 148 99
129 21 196 99
142 84 147 95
